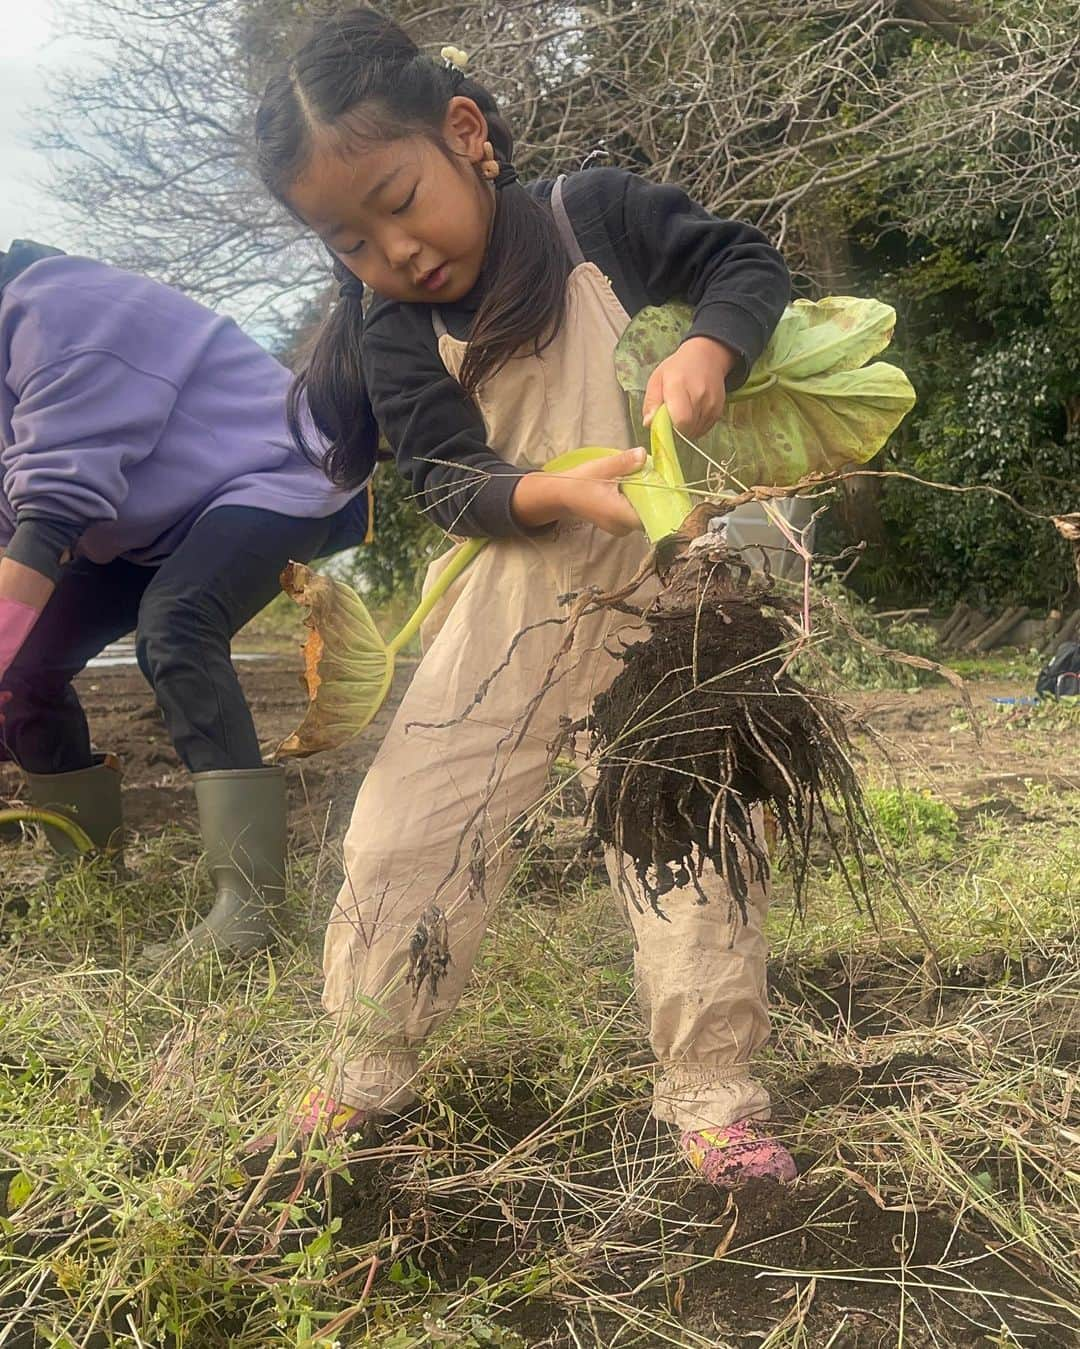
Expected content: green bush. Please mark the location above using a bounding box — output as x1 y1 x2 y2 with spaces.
847 218 1080 610
865 787 958 854
797 572 942 691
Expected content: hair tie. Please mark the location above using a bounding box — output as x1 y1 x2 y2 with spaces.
494 164 519 191
440 44 468 90
338 277 365 303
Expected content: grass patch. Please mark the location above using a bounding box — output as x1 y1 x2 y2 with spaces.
863 786 959 856
0 762 1076 1344
945 647 1039 681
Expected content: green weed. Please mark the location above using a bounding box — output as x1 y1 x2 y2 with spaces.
864 785 958 855
794 573 943 691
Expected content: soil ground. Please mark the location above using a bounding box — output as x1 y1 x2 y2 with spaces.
0 640 410 843
4 642 1068 840
0 631 1076 1348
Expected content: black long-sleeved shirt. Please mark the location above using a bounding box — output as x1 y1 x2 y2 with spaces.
361 167 791 538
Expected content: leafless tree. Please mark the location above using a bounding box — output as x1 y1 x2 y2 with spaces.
39 0 1080 326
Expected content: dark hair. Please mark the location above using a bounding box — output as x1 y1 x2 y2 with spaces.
255 7 570 490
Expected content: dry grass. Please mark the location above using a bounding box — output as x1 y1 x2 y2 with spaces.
0 711 1077 1346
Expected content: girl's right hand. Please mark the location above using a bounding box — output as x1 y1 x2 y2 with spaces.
511 448 646 536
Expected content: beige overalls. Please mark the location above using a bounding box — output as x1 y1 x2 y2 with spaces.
323 180 772 1133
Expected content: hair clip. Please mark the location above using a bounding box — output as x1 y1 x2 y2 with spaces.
440 45 468 91
338 277 365 303
494 164 519 191
440 46 469 71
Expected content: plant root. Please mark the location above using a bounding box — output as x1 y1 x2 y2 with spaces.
585 509 874 917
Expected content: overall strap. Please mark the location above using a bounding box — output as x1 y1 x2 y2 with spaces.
551 175 586 266
431 174 585 341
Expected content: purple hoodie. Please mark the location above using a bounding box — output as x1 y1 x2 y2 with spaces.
0 253 359 567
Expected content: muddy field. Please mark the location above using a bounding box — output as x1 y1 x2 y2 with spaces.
0 643 410 846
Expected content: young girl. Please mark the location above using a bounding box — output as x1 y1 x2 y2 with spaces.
256 8 795 1185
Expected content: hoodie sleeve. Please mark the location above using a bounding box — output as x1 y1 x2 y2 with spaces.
618 173 790 386
560 168 791 390
2 350 179 543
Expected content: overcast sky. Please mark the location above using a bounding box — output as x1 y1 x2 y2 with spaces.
0 2 96 252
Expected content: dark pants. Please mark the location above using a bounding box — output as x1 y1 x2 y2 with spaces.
0 506 343 775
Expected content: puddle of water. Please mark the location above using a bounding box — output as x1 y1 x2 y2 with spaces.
87 641 271 669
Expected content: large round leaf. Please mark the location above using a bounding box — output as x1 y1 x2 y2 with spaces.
615 296 917 489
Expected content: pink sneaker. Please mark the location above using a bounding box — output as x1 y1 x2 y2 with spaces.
681 1120 797 1185
246 1088 369 1154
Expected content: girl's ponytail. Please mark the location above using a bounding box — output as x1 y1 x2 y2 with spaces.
257 7 571 483
286 269 378 491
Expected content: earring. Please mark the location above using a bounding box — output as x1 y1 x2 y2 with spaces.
480 140 500 181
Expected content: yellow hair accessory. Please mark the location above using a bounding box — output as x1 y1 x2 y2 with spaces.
440 45 469 70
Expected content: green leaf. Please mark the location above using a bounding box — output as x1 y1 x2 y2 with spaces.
305 1226 334 1260
5 1171 34 1213
752 295 900 379
614 303 690 396
275 561 394 758
614 296 917 488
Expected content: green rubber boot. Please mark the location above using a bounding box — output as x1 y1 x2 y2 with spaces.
147 766 287 961
23 755 124 859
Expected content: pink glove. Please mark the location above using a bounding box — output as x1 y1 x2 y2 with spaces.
0 596 41 682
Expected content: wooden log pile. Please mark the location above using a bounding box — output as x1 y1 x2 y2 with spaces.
1041 608 1080 655
933 603 1079 653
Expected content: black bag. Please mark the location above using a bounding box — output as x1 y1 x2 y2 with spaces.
1035 640 1080 698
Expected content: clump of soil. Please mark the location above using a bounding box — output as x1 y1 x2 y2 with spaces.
588 521 869 914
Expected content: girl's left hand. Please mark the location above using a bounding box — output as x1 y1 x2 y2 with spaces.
642 336 739 439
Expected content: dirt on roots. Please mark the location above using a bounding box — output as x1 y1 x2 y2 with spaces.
588 562 869 916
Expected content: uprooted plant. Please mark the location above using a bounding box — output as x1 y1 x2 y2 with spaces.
581 503 872 915
576 297 923 910
277 296 922 910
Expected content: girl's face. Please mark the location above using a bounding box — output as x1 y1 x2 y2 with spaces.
287 99 495 304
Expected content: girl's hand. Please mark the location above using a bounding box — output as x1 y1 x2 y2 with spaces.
642 336 739 439
511 448 646 536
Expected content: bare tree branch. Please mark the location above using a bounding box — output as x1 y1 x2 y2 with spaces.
36 0 1080 324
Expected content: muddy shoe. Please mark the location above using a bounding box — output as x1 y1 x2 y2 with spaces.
246 1088 371 1158
681 1121 797 1186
